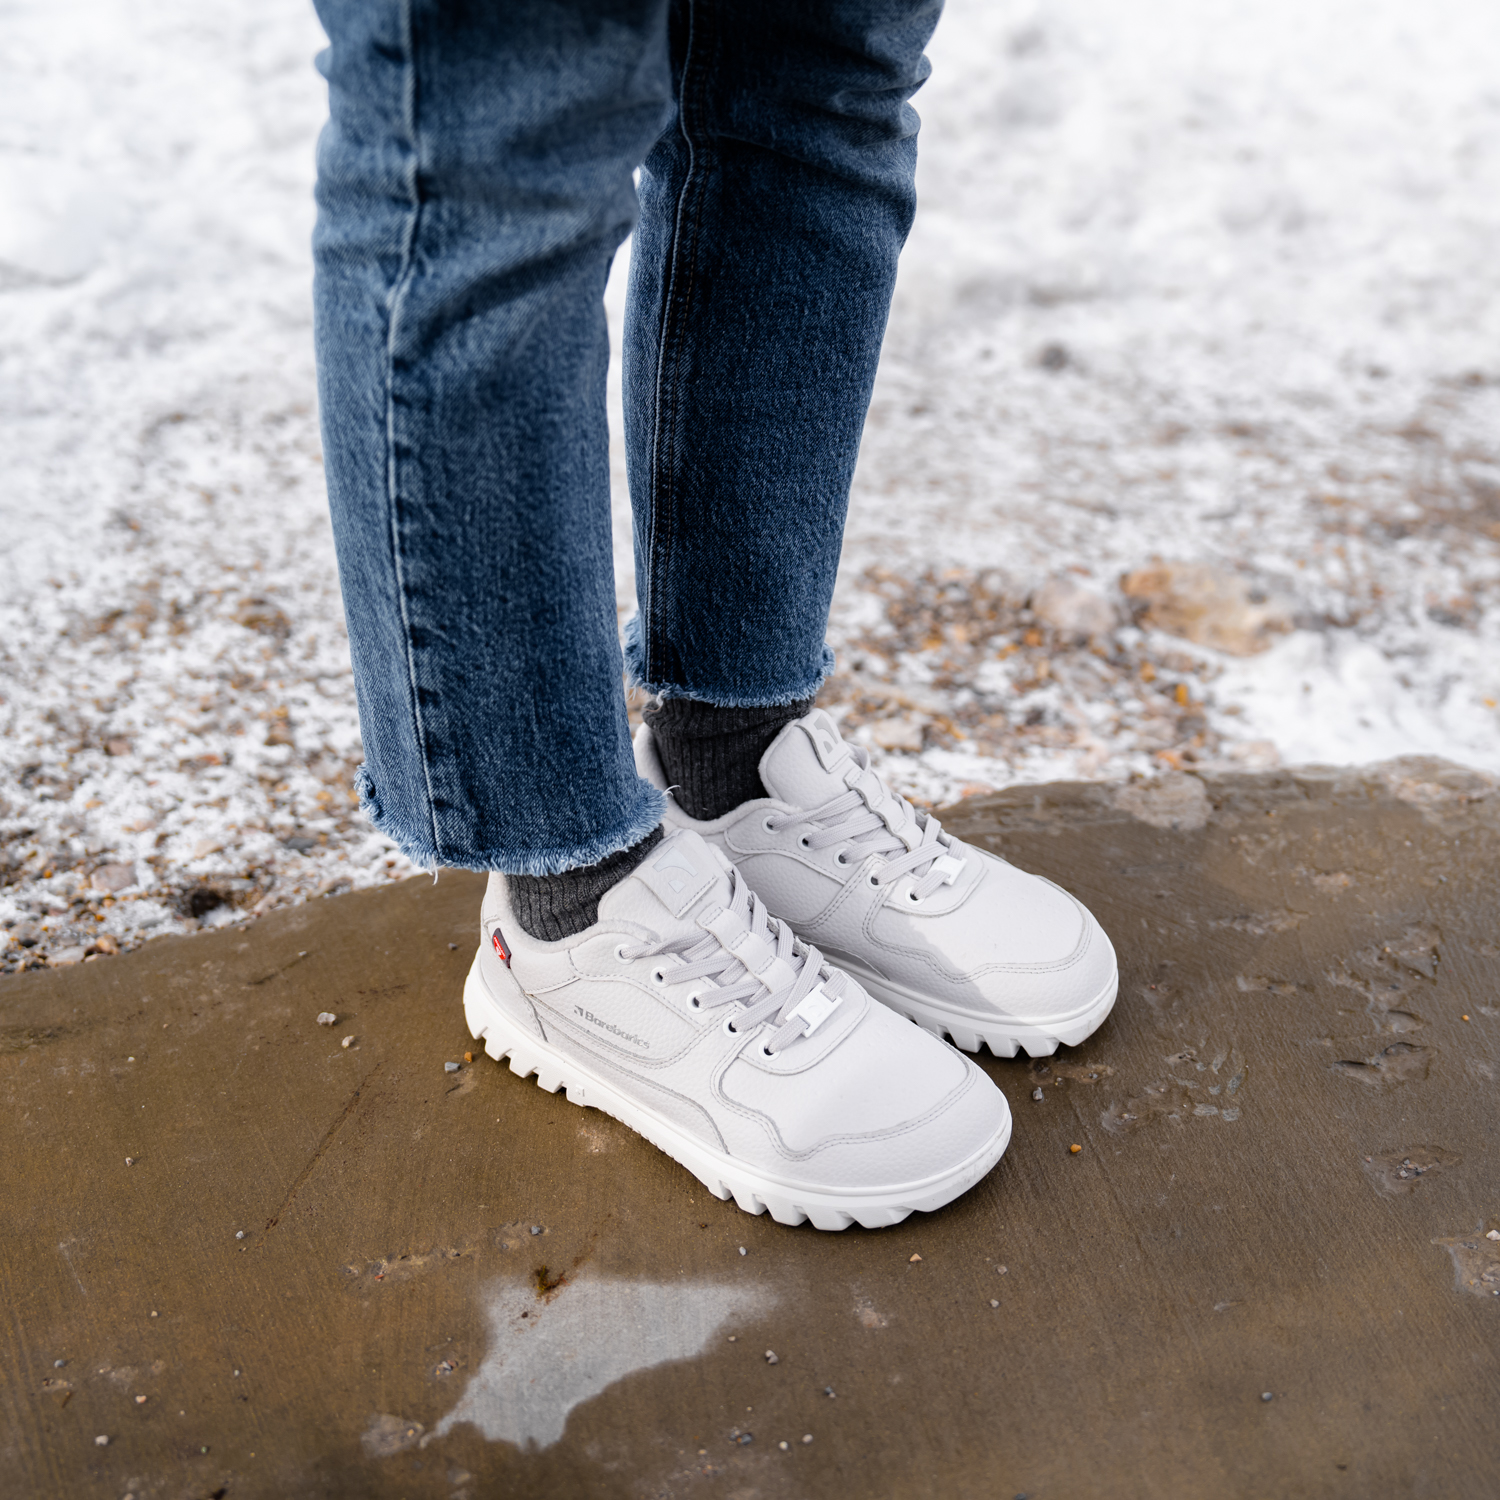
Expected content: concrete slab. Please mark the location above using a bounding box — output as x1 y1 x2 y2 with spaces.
4 759 1499 1500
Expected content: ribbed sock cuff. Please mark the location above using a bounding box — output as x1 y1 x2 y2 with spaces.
643 696 816 820
508 825 664 941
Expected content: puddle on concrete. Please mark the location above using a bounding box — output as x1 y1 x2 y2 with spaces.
1363 1147 1462 1196
430 1275 773 1450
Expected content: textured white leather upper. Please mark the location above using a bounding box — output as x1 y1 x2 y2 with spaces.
479 829 1006 1190
636 712 1117 1025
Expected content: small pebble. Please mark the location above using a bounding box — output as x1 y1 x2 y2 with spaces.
990 1299 999 1308
149 1311 157 1318
779 1441 789 1451
341 1036 354 1049
736 1433 753 1445
464 1051 474 1063
444 1061 460 1073
1261 1392 1273 1402
124 1157 134 1166
1462 1015 1470 1022
134 1395 147 1405
1487 1230 1500 1241
233 1370 240 1377
530 1225 542 1235
802 1434 813 1444
997 1265 1008 1275
1031 1088 1044 1101
127 1056 135 1063
738 1246 747 1256
909 1253 922 1263
824 1386 836 1398
94 1435 109 1447
728 1336 736 1342
764 1350 779 1365
448 942 459 950
1069 1143 1082 1154
54 1359 66 1369
235 1230 245 1240
316 1012 336 1026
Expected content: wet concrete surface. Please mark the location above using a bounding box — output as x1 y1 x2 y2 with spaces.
4 757 1499 1499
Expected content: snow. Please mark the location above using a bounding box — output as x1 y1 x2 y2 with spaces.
3 0 1498 970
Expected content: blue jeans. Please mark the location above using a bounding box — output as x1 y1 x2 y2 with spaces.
312 0 940 874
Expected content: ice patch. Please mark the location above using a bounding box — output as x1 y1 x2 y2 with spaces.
432 1275 772 1450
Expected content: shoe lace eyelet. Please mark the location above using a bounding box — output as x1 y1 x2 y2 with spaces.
798 835 810 849
763 816 776 832
836 851 849 865
867 873 880 888
651 968 666 985
614 943 630 961
907 890 921 904
761 1044 775 1059
724 1017 739 1037
689 994 702 1010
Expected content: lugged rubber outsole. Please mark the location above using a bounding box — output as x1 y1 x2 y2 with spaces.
848 966 1120 1059
462 958 1011 1232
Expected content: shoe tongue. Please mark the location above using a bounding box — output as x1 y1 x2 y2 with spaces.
600 828 733 926
757 708 855 809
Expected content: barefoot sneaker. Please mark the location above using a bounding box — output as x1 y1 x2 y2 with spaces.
635 709 1118 1057
464 829 1010 1230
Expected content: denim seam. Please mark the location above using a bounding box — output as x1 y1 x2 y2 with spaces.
643 0 712 691
356 783 666 878
383 0 444 867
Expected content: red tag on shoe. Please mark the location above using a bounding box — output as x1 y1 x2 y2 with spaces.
491 928 511 967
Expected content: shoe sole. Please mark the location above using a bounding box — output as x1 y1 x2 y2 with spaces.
462 958 1011 1232
847 965 1119 1059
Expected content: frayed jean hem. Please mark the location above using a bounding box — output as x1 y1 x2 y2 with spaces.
355 765 666 876
622 615 834 708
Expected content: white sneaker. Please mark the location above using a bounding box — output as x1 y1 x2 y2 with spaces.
463 828 1010 1230
635 710 1118 1058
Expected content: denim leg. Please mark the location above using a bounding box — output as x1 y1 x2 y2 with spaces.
623 0 943 706
312 0 672 874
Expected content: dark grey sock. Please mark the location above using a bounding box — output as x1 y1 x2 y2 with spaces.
508 825 664 942
643 696 816 820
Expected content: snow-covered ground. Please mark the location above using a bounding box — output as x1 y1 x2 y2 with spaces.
3 0 1498 971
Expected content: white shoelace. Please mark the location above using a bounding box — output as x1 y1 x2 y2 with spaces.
620 865 851 1057
766 741 965 902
